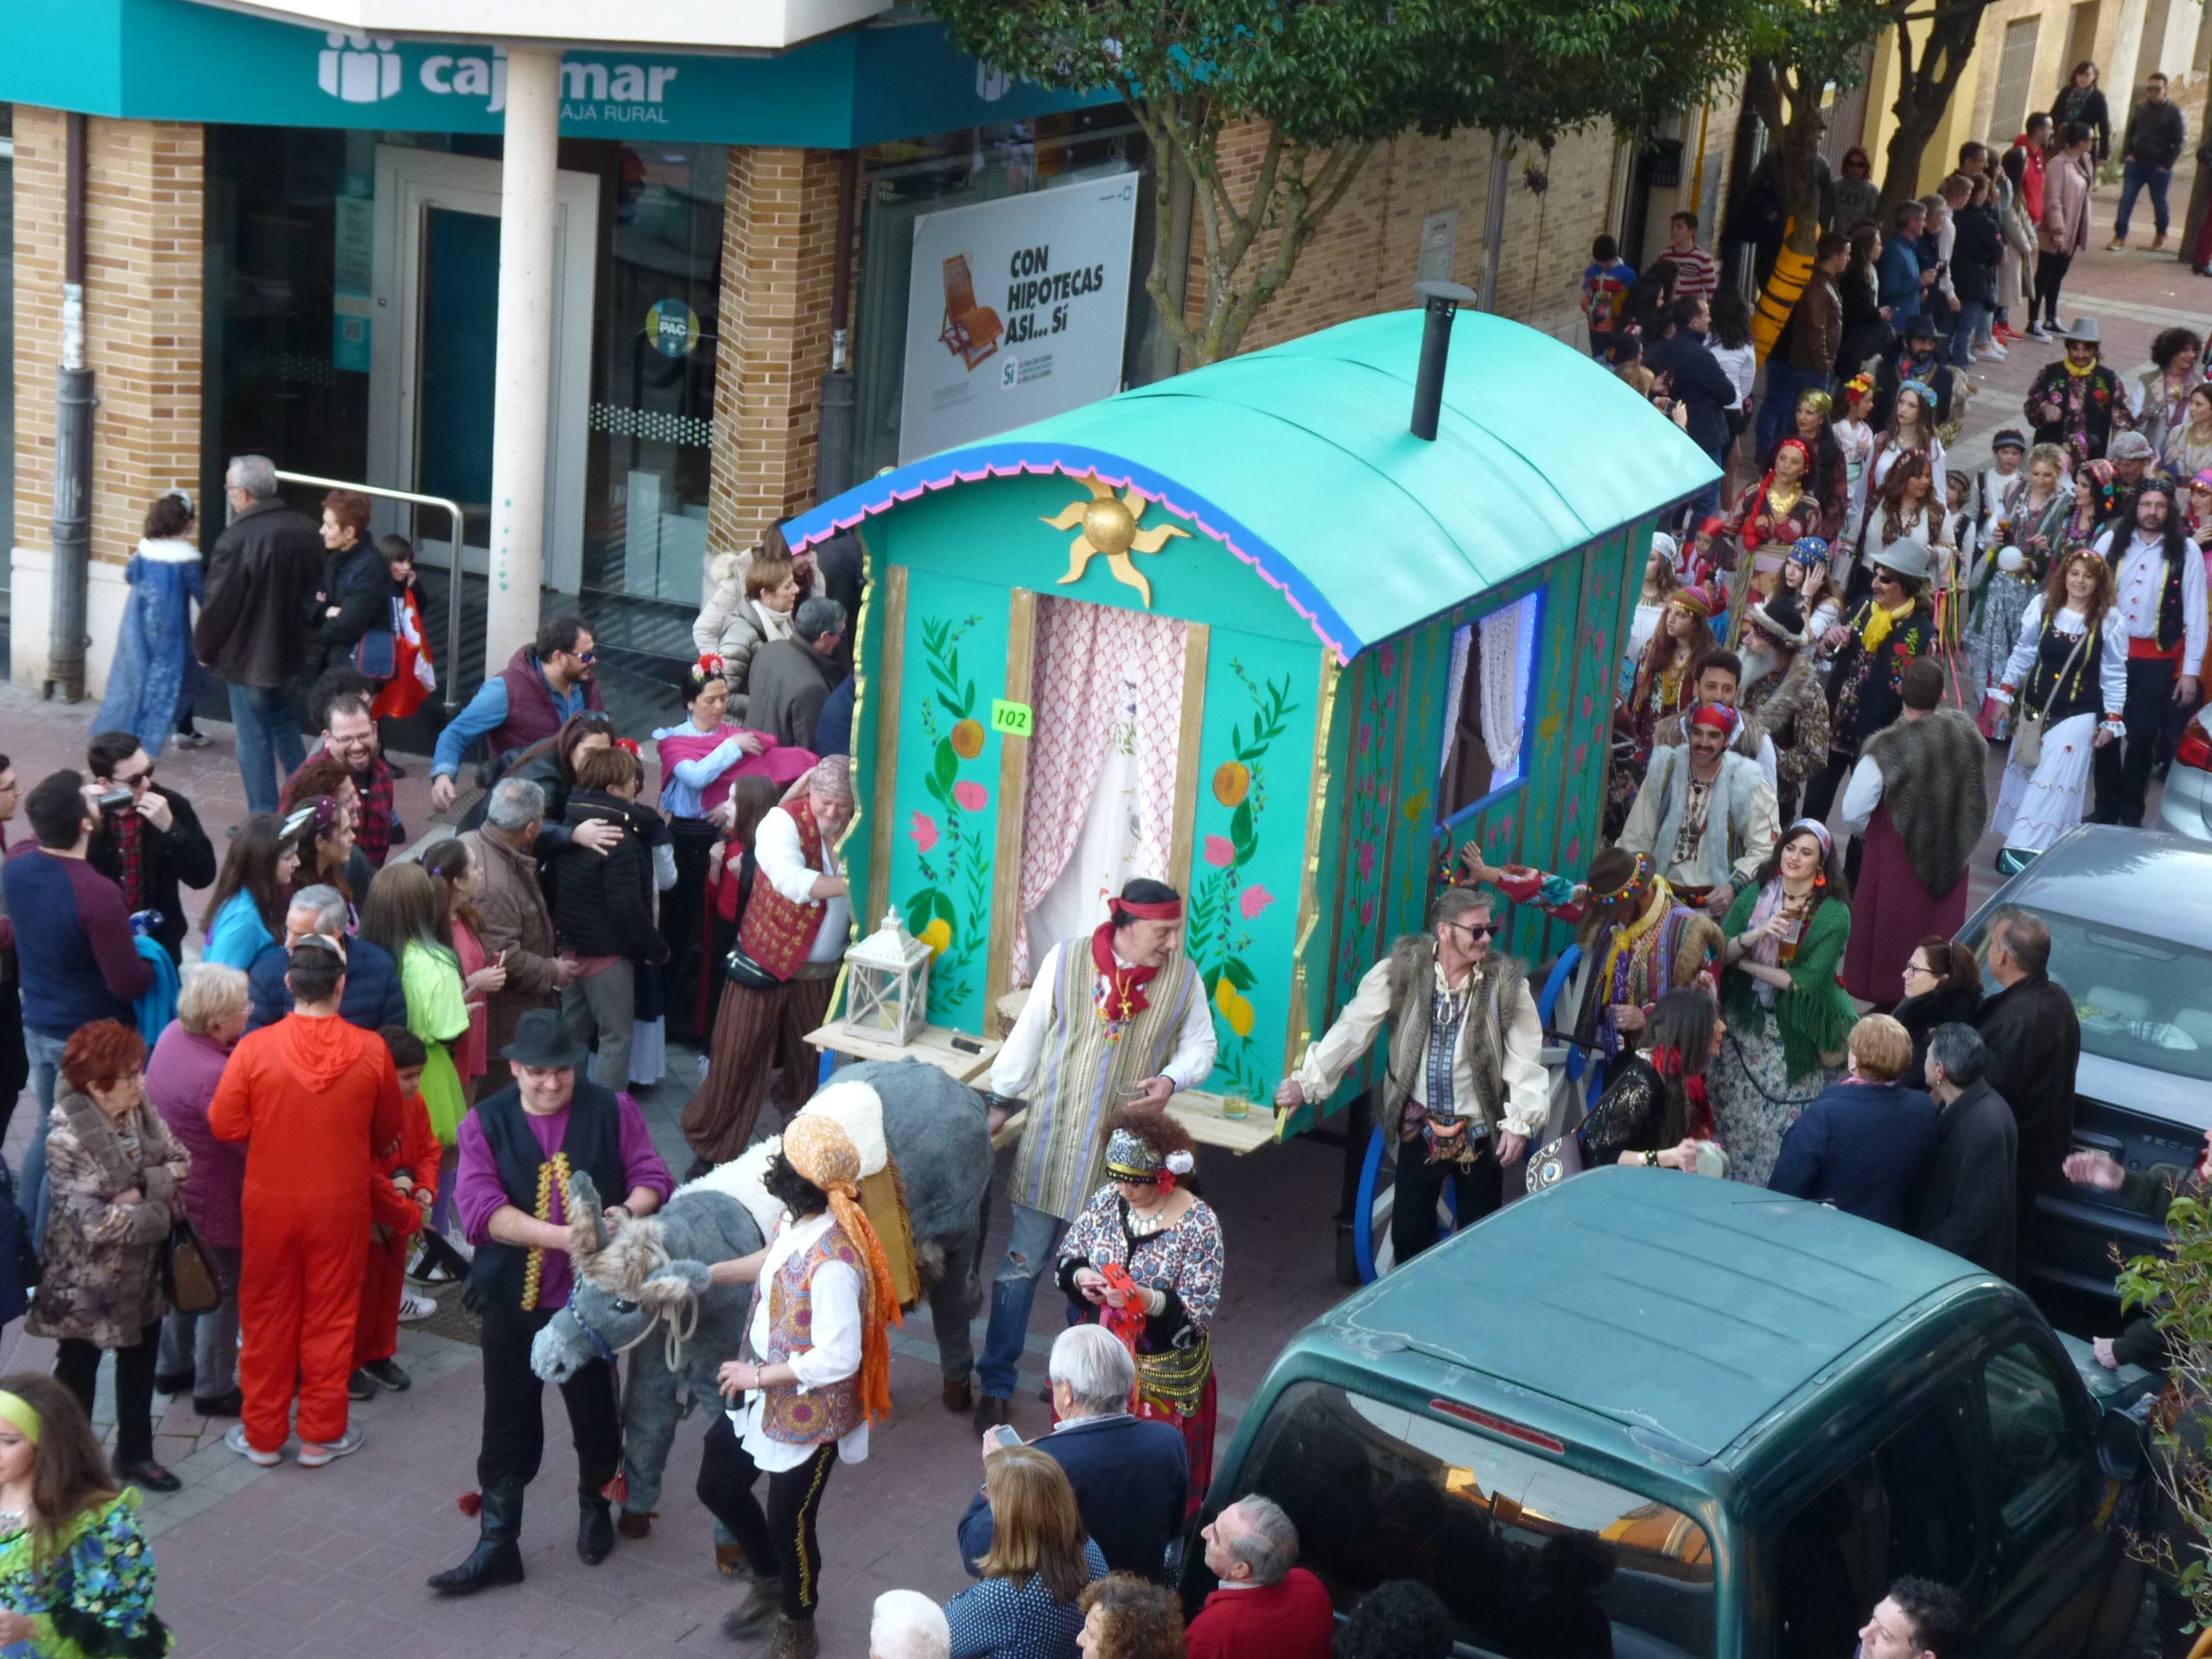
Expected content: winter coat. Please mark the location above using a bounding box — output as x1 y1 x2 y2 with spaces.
1910 1077 2018 1281
2038 149 2094 255
1644 329 1737 454
745 637 843 754
1894 978 1984 1090
26 1084 190 1348
2124 96 2188 172
146 1020 247 1249
194 499 322 690
1949 203 2003 309
1837 265 1891 377
461 827 562 1062
2050 82 2112 162
1786 273 1843 375
553 792 668 966
1976 972 2081 1262
86 785 217 965
303 540 389 678
694 550 818 688
1831 177 1880 234
1877 236 1923 322
245 933 407 1034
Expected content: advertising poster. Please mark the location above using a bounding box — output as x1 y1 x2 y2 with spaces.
898 173 1139 464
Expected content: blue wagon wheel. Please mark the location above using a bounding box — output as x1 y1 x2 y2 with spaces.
1352 1126 1459 1283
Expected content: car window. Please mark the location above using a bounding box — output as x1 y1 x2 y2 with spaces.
1981 1342 2078 1530
1774 1389 1980 1655
1962 910 2212 1083
1217 1382 1714 1659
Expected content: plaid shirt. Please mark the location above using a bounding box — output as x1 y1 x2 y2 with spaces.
353 756 401 868
105 805 148 912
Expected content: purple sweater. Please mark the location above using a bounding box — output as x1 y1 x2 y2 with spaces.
0 843 153 1039
146 1021 248 1249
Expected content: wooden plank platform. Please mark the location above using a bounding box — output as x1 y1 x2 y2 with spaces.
988 1088 1280 1157
804 1020 1001 1084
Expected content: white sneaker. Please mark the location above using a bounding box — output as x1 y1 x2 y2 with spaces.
225 1422 283 1466
1974 342 2005 361
2025 322 2053 340
296 1425 364 1467
398 1290 437 1323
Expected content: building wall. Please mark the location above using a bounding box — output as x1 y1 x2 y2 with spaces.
11 108 204 690
702 145 844 563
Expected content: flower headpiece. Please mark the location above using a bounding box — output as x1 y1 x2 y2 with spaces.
1897 378 1938 417
613 736 642 758
1843 372 1875 404
694 653 727 681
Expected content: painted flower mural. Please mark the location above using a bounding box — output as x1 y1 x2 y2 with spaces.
899 615 993 1010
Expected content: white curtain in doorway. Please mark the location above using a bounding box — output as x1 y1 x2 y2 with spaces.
1012 600 1188 984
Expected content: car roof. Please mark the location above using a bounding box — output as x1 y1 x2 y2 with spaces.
1967 826 2212 942
1323 1168 1980 1461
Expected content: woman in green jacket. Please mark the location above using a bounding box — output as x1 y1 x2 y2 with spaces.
1709 819 1859 1185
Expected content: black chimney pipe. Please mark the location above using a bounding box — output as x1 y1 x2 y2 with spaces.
1410 279 1476 442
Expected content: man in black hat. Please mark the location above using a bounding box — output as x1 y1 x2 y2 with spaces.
429 1008 673 1595
2024 318 2131 461
1871 314 1956 432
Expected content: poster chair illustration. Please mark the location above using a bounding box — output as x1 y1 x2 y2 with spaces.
939 254 1003 370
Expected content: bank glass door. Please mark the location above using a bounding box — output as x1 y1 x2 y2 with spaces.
367 146 598 590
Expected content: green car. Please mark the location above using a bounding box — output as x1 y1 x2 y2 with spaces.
1189 1166 2154 1658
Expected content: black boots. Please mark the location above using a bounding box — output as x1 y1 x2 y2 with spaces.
428 1484 525 1595
577 1494 615 1566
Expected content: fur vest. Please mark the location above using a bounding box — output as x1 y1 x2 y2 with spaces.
1379 935 1529 1136
1861 709 1989 896
1743 651 1831 789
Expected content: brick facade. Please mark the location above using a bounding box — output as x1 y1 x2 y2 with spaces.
12 108 204 569
704 145 846 557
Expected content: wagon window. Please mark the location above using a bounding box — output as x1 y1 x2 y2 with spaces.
1205 1380 1714 1657
1438 592 1540 823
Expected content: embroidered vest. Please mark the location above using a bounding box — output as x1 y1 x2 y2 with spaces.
1381 938 1527 1137
757 1223 866 1446
467 1082 627 1312
2150 543 2190 652
1011 939 1202 1222
737 799 831 980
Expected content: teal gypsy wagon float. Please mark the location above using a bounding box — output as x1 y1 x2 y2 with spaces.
785 296 1718 1281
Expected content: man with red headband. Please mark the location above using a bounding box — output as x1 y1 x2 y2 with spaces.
975 878 1212 1429
1619 701 1779 916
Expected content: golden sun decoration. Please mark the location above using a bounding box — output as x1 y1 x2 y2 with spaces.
1041 474 1188 607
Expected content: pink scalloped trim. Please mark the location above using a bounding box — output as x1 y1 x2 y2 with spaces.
793 456 1355 664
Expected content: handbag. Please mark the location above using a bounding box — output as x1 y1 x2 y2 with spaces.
164 1217 221 1315
721 847 787 992
2009 621 2089 772
354 627 397 680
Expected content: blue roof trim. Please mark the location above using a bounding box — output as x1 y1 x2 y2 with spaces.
785 442 1368 661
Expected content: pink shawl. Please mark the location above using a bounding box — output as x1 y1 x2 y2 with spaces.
655 721 816 815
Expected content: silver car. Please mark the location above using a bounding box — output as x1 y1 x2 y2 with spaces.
1958 827 2212 1300
2159 704 2212 843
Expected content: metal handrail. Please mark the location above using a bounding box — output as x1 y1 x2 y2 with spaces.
274 470 470 714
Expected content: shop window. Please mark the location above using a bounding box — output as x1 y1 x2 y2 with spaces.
1438 590 1541 823
1773 1389 1979 1654
851 107 1163 479
1205 1382 1716 1659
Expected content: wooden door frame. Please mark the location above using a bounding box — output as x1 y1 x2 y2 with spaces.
982 596 1211 1030
862 563 911 932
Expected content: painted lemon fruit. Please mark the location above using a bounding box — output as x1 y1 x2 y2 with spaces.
950 719 986 760
1213 976 1255 1038
1212 762 1250 807
918 918 953 957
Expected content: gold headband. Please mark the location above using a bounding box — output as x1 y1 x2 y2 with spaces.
0 1391 43 1445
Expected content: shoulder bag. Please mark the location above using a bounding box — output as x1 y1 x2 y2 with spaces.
354 627 397 680
721 845 787 991
2009 620 2090 773
163 1217 221 1315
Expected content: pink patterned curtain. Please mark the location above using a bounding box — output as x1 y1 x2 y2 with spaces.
1010 599 1188 984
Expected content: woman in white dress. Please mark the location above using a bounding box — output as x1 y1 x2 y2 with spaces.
1988 549 2126 873
1865 382 1948 518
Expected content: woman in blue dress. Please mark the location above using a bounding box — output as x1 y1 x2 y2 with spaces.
93 493 206 760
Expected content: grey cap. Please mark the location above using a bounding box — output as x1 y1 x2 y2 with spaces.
2058 316 2101 346
1872 537 1934 582
2108 430 2157 461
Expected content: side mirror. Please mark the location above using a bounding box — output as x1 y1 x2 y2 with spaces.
2096 1406 2146 1482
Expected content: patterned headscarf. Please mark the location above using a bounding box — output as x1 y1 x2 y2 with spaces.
1788 536 1830 569
781 1115 900 1425
1797 389 1834 418
1104 1128 1197 1192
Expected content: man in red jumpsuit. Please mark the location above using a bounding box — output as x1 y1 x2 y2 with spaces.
212 938 404 1465
352 1025 442 1397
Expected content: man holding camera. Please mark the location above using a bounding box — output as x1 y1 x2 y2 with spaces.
83 731 215 967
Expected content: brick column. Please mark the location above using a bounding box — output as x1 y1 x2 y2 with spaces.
705 146 842 558
12 107 205 690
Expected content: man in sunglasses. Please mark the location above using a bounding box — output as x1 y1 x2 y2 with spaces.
430 613 606 813
1276 885 1547 1263
82 729 215 966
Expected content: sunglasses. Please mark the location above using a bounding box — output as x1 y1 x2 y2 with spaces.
1446 919 1502 940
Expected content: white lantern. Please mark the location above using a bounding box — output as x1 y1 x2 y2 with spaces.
844 909 931 1044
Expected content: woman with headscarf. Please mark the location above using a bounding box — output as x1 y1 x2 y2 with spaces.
704 1114 899 1659
1709 821 1858 1186
1761 391 1852 543
1056 1111 1225 1511
1724 439 1825 626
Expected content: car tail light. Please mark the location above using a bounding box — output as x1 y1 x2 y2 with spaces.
1428 1398 1566 1454
2178 723 2212 774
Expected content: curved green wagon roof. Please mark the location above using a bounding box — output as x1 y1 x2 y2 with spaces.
786 307 1719 661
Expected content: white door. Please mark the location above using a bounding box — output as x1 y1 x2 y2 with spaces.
366 146 598 592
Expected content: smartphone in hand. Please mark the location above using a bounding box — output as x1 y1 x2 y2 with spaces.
987 1424 1023 1451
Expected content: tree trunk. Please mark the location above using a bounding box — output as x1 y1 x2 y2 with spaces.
1748 62 1830 360
1872 0 1990 221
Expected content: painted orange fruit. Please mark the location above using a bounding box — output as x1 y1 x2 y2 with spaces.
1212 762 1250 807
950 719 986 760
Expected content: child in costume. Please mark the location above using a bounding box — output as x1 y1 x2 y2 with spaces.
352 1027 442 1400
